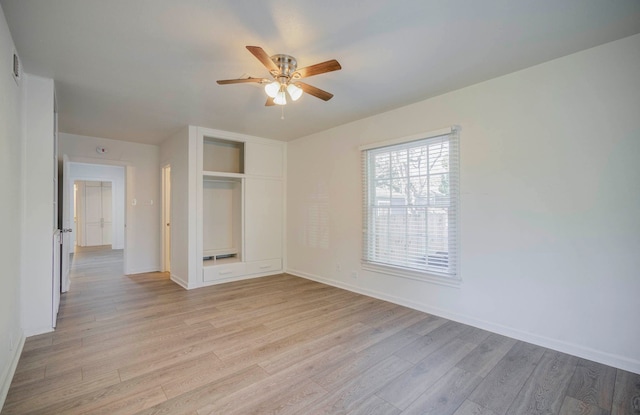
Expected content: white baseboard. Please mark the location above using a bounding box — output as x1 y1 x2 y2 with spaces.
170 274 189 289
22 326 54 338
287 268 640 375
198 270 281 289
0 332 25 411
126 267 161 275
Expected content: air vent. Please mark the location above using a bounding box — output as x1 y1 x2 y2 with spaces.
12 49 21 86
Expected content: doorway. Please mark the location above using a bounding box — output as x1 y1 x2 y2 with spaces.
64 162 126 281
162 165 171 273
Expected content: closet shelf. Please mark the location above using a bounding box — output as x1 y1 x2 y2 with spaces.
203 171 245 179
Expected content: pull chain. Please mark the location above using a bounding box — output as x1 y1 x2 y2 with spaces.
281 105 285 120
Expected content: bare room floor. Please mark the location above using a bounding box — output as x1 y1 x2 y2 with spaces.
3 246 639 414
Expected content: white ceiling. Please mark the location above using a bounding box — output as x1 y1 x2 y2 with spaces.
3 0 640 144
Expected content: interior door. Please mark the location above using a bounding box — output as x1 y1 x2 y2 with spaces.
61 155 72 292
84 181 103 246
101 182 113 245
162 165 171 272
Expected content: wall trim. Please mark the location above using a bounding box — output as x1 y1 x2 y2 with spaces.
0 331 25 411
199 271 281 289
170 273 189 289
23 326 54 338
126 267 161 275
287 268 640 375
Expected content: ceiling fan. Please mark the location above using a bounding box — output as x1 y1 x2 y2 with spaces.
217 46 342 106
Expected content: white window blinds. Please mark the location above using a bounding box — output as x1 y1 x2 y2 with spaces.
362 127 460 278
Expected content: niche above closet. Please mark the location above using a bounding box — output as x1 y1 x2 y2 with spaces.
203 137 244 174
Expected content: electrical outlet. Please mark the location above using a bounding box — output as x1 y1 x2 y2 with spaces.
351 271 358 280
9 334 14 351
336 264 342 272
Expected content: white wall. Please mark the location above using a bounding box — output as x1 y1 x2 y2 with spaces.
59 133 161 274
0 4 24 408
287 34 640 374
159 126 198 288
21 74 55 337
68 163 125 250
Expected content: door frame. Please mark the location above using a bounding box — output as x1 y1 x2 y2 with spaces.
63 159 127 273
161 164 171 273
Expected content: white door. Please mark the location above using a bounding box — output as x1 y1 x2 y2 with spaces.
162 165 171 272
101 182 113 245
61 155 72 293
83 181 112 246
84 181 103 246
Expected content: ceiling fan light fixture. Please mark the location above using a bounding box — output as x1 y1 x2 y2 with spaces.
265 81 280 98
287 83 303 101
274 85 287 105
218 46 341 107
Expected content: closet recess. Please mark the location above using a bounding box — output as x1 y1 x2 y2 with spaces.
202 137 244 269
198 130 284 285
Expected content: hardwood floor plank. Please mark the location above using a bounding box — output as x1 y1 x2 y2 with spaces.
2 367 83 408
160 354 255 399
79 386 167 415
456 333 517 378
611 369 640 415
301 355 413 414
405 314 449 336
559 396 610 415
566 358 617 411
4 366 45 389
348 395 401 415
393 320 471 364
136 365 269 415
312 328 421 391
401 367 482 415
377 338 477 410
258 323 369 375
468 341 546 415
453 400 500 415
506 350 578 415
2 369 120 414
20 333 53 352
207 375 327 415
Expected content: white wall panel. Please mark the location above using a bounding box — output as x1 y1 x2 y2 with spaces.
287 34 640 373
0 5 25 407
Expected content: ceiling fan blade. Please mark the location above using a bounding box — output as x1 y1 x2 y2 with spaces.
216 77 268 85
265 97 275 106
246 46 279 74
296 82 334 101
292 59 341 79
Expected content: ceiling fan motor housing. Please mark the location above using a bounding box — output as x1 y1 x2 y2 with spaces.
270 54 298 82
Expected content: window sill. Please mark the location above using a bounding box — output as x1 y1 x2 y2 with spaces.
361 262 461 288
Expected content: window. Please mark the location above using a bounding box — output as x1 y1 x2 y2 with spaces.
361 127 460 281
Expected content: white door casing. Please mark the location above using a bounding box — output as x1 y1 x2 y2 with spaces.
61 154 72 293
162 165 171 272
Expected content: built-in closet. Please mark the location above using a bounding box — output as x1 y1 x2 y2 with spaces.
160 126 285 289
198 132 284 285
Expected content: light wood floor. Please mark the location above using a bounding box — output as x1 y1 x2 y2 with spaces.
3 247 639 414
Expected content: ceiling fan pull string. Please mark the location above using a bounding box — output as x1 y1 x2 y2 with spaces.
281 105 285 120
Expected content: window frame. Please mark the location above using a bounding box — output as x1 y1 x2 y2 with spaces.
361 126 461 286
